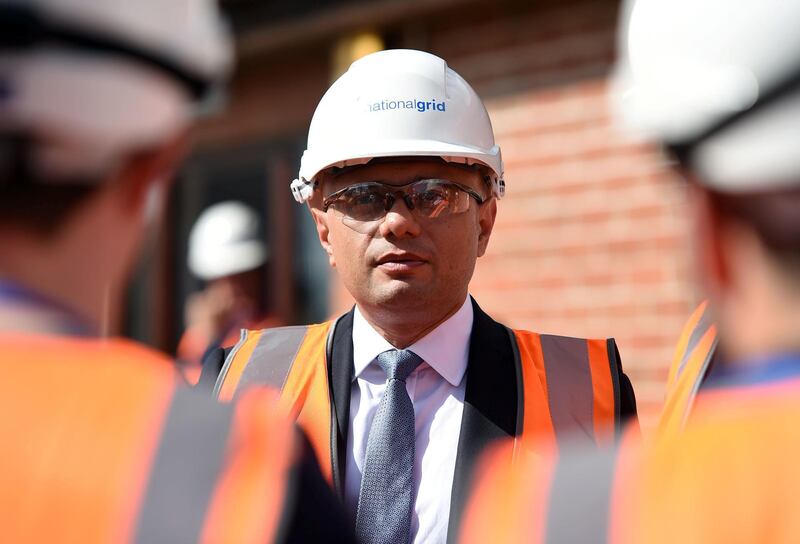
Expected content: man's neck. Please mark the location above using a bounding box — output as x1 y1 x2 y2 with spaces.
0 233 113 336
717 284 800 367
356 297 468 349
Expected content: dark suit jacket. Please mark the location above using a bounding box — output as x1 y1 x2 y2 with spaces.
200 299 637 542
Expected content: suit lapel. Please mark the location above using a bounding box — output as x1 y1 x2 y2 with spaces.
447 298 520 542
328 308 354 499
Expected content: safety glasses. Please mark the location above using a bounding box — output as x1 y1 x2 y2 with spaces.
322 179 485 232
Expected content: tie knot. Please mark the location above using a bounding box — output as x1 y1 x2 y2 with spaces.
375 349 423 381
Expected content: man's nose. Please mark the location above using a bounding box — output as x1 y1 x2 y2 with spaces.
378 196 422 238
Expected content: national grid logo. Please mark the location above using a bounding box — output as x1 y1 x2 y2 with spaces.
366 98 447 113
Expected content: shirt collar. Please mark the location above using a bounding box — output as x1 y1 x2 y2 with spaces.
352 296 473 387
707 352 800 389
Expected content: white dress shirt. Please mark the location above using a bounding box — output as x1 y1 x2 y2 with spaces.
346 296 473 544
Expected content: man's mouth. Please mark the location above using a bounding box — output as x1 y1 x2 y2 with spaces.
375 252 428 273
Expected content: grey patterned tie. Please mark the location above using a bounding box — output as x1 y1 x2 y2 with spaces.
355 349 423 544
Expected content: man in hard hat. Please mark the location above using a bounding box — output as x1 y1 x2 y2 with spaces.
460 0 800 542
179 201 279 384
0 1 353 541
205 48 638 544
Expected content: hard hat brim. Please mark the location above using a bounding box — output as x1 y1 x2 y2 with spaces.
299 139 503 183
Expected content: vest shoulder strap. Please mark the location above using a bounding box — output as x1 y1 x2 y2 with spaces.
511 329 622 448
214 321 335 401
658 301 718 438
666 300 716 391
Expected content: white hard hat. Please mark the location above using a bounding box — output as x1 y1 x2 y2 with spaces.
0 0 232 182
290 49 504 203
188 201 268 281
613 0 800 192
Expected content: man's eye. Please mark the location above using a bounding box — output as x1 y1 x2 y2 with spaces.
347 190 380 206
419 189 448 204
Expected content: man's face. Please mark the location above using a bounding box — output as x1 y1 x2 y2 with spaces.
310 159 497 320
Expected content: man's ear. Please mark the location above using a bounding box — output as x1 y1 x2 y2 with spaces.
693 185 730 298
310 206 337 268
476 198 497 257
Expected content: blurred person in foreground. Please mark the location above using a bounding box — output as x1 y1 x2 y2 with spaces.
179 201 279 384
0 1 352 542
460 0 800 542
203 48 638 544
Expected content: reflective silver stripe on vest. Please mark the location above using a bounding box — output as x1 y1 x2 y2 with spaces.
675 305 714 381
544 444 619 544
540 335 596 445
238 326 310 392
213 328 249 398
682 336 719 428
213 326 310 399
134 385 235 544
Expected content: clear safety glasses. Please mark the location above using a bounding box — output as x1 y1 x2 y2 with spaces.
322 179 486 233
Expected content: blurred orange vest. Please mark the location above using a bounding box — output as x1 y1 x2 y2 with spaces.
0 334 294 543
461 378 800 544
213 318 624 484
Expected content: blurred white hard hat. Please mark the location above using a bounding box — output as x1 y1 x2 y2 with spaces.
613 0 800 192
290 49 504 203
0 0 232 182
188 201 268 281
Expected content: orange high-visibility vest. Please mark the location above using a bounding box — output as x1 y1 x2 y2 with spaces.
462 377 800 544
0 334 295 544
657 300 718 439
213 311 626 485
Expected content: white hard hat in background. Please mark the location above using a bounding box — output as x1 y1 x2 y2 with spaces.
188 201 268 281
613 0 800 192
0 0 232 182
291 49 504 203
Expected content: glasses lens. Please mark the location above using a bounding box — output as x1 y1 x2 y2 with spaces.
328 184 388 222
409 180 471 218
325 179 477 233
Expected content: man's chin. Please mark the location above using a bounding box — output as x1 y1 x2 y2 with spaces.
369 280 433 308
